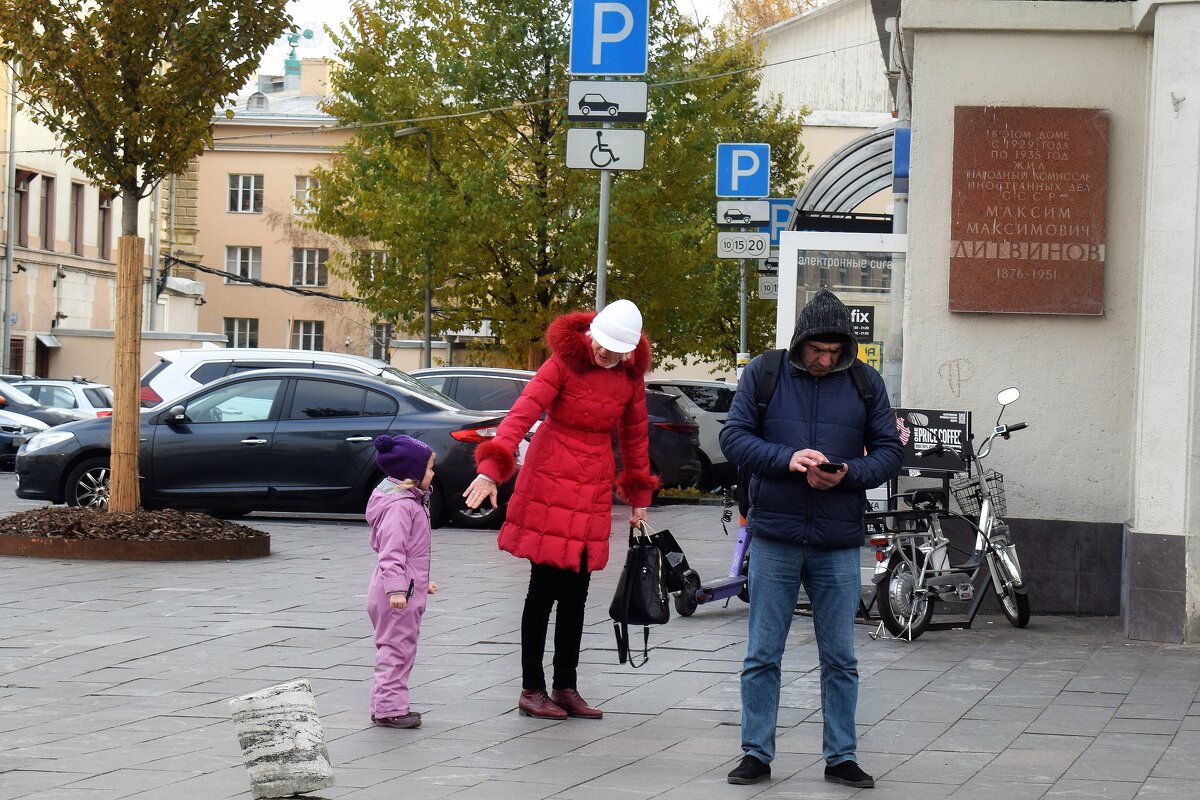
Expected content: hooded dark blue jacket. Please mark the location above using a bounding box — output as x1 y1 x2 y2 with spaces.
719 289 902 549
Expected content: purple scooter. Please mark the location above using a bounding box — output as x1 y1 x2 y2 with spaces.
668 518 752 617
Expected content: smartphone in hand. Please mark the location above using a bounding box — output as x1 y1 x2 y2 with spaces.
817 461 846 473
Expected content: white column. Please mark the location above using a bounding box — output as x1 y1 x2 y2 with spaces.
1132 1 1200 640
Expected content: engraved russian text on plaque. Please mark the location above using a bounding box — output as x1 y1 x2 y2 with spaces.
950 106 1109 314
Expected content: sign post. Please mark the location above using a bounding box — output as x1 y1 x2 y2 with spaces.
569 0 650 309
716 143 770 357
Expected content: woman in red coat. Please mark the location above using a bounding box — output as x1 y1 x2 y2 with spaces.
462 300 658 720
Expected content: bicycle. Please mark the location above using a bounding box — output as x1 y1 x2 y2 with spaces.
867 387 1030 640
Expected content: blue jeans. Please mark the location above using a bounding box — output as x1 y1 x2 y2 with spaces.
741 536 861 766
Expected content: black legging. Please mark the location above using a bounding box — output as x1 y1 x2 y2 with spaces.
521 550 592 691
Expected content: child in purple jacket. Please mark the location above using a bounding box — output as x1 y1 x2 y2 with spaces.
365 434 438 729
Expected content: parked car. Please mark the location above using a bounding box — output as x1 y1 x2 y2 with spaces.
723 208 753 224
410 366 702 490
13 378 114 418
0 381 91 426
16 369 511 528
139 346 442 408
0 409 48 470
644 378 737 490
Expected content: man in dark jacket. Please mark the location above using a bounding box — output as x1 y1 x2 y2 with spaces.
720 288 902 788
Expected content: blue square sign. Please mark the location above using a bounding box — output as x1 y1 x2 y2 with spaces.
716 143 770 198
570 0 649 76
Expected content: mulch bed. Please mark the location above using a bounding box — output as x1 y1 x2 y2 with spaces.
0 507 265 540
0 508 270 561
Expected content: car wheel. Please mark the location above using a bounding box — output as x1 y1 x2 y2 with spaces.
65 457 111 509
581 106 591 115
427 481 445 529
449 499 505 530
607 106 617 116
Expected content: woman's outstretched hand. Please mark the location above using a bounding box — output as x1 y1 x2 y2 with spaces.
463 475 498 509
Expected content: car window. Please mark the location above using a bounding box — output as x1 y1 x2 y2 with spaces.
190 362 231 385
185 378 280 423
289 379 364 419
43 386 79 409
84 387 113 407
678 385 734 413
417 375 448 393
228 361 311 375
378 366 461 408
14 384 41 401
0 381 40 406
454 377 525 410
364 389 402 417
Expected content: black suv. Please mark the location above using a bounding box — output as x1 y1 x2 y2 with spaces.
410 367 702 490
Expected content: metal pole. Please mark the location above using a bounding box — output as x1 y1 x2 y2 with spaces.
3 64 19 374
595 156 611 310
885 16 910 408
423 130 433 368
148 183 159 332
738 257 747 354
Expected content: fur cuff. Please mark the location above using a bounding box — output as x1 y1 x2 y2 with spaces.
476 440 517 483
615 470 660 504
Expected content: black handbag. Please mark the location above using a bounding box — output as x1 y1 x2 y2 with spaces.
609 523 671 667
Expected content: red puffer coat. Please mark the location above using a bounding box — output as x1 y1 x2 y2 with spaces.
475 311 658 572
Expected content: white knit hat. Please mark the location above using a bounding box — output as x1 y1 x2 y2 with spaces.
589 299 642 353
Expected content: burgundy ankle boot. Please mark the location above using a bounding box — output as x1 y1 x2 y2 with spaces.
518 689 567 720
550 689 603 719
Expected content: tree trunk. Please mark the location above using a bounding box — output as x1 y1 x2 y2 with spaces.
109 233 144 513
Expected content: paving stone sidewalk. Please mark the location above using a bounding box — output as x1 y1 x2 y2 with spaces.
1 477 1199 799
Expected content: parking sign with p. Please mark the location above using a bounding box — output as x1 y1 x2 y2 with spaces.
570 0 650 76
716 143 770 198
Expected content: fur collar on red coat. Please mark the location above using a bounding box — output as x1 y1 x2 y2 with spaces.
547 311 652 375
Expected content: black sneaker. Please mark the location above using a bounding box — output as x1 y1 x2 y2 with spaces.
727 754 771 785
824 760 874 788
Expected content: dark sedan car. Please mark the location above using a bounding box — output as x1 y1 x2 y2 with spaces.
410 366 702 490
14 369 510 528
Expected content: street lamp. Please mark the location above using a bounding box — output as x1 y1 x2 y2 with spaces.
393 126 434 368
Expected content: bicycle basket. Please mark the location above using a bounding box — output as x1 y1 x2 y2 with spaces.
951 470 1006 516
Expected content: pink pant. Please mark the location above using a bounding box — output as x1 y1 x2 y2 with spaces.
366 575 426 717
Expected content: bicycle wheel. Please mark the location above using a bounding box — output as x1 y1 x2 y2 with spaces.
876 552 934 640
989 550 1031 628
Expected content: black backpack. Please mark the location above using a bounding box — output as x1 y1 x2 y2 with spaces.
733 349 875 519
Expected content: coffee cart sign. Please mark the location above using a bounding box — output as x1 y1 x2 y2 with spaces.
949 106 1109 314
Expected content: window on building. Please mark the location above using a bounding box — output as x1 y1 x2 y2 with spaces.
69 183 85 256
224 318 259 348
371 322 394 361
224 246 262 284
97 191 114 260
15 170 34 249
39 176 55 251
228 174 264 213
291 248 328 287
293 175 318 214
363 249 387 282
291 320 324 351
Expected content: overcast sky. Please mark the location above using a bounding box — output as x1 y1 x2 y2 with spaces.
258 0 729 76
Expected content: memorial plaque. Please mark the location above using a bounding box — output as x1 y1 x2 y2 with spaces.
950 106 1108 314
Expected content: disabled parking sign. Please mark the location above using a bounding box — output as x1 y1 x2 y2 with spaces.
570 0 650 76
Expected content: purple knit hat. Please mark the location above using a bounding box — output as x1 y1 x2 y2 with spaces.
374 434 434 482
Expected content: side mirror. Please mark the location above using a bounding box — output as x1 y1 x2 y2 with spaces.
997 387 1020 406
164 404 187 423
